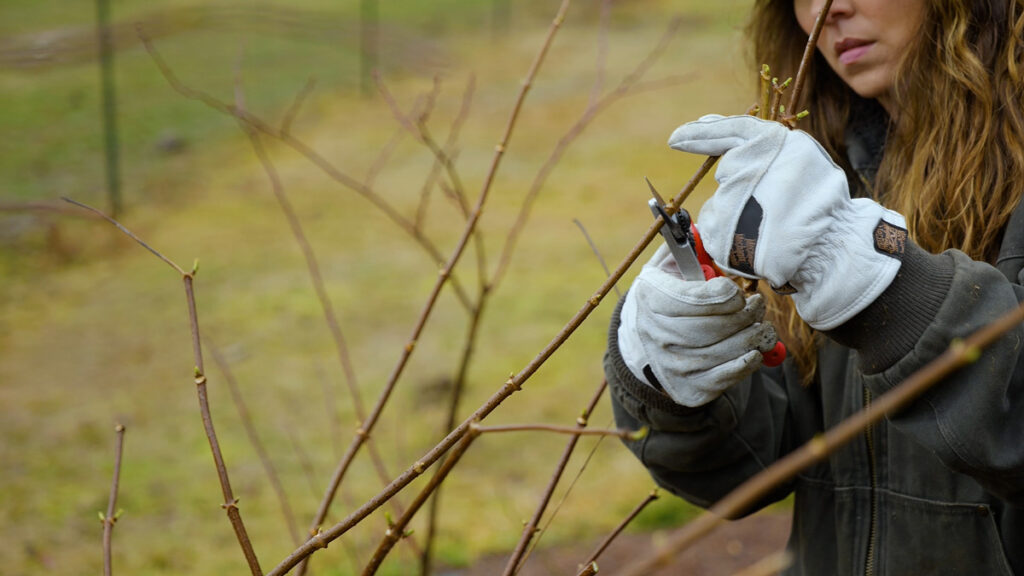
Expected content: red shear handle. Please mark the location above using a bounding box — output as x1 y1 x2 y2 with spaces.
691 223 787 368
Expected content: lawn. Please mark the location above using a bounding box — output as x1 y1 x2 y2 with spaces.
0 1 759 574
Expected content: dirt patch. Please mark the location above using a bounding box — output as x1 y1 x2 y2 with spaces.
453 511 792 575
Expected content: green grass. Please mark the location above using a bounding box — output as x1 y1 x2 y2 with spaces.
0 1 765 574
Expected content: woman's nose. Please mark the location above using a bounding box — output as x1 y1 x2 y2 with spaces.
816 0 853 23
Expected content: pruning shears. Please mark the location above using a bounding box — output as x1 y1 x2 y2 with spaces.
645 177 786 368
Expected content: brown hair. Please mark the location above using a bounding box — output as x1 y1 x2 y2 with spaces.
746 0 1024 383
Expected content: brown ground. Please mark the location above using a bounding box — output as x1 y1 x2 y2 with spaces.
454 511 792 576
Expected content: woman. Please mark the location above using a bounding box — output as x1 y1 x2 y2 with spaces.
607 0 1024 574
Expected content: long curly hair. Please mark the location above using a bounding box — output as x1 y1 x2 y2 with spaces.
746 0 1024 383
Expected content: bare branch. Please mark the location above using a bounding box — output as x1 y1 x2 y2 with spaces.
573 219 620 299
137 25 475 311
236 91 421 557
580 489 660 568
62 197 184 275
618 300 1024 575
502 381 607 576
376 72 487 290
365 97 423 190
421 290 486 574
362 433 477 575
101 423 126 576
470 422 643 440
490 17 687 290
210 343 301 546
588 0 613 109
415 74 477 231
71 198 263 575
786 0 833 115
280 77 318 136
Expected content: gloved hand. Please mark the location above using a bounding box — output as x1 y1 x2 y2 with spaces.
618 245 778 408
668 114 907 330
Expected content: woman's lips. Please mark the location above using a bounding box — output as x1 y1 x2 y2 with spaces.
835 38 873 65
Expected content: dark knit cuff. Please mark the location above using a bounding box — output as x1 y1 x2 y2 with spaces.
826 240 955 373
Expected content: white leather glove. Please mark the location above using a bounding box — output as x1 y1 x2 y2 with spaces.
668 114 908 330
618 245 778 408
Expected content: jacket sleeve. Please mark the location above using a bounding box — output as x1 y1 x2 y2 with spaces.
831 242 1024 503
604 296 806 514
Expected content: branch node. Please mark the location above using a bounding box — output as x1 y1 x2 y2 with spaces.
588 295 601 307
808 434 828 458
950 337 982 364
221 498 241 511
195 374 207 386
413 461 426 474
495 143 506 153
405 340 417 353
310 529 329 550
576 415 588 427
627 426 649 441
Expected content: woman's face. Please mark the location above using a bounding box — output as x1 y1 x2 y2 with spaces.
793 0 927 110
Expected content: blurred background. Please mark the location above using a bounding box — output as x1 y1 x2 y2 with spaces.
0 1 783 574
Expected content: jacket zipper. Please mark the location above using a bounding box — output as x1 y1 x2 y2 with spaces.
864 387 878 576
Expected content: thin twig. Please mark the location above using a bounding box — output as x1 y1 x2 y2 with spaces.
786 0 833 115
361 433 478 576
61 197 184 274
580 489 660 568
421 295 487 575
376 72 488 292
416 74 475 232
67 198 263 575
588 0 613 110
490 16 687 290
137 26 474 311
280 76 317 136
211 343 302 546
573 219 620 298
101 423 126 576
520 418 614 569
501 381 607 576
618 300 1024 575
241 121 423 556
470 422 642 440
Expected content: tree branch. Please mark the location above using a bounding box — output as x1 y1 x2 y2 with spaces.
101 423 126 576
66 199 263 575
580 489 660 568
137 26 474 311
490 16 687 290
618 300 1024 575
210 343 301 546
501 380 607 576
